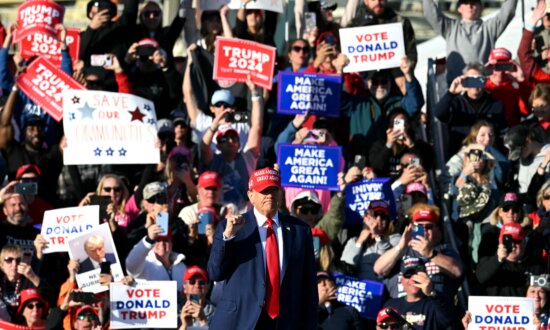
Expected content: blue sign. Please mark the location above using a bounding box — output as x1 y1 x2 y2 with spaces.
277 72 341 117
344 178 396 224
277 144 342 191
333 272 385 320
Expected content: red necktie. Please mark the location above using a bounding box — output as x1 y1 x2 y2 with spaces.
265 218 280 318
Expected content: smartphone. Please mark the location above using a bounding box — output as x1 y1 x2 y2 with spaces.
503 234 513 253
409 157 420 167
353 155 366 170
89 195 111 222
90 54 112 67
400 194 412 213
313 236 320 260
189 294 200 304
100 261 111 275
413 223 425 240
394 118 405 140
305 12 316 32
462 76 486 89
73 292 97 305
324 35 336 45
468 150 481 163
197 211 213 235
494 62 515 72
14 182 37 195
156 211 169 236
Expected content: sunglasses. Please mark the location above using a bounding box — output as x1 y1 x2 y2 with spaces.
3 257 21 264
372 79 389 86
378 322 400 330
144 10 161 17
501 205 520 213
291 45 310 53
218 136 239 144
188 279 206 285
213 102 234 109
297 205 321 215
543 195 550 201
77 313 99 321
103 186 121 193
368 211 389 220
26 302 44 310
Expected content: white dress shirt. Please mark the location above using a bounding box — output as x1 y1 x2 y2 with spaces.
253 208 285 280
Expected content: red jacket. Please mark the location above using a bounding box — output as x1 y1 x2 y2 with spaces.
518 28 550 84
485 77 531 126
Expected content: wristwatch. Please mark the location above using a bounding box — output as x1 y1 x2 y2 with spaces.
428 290 438 299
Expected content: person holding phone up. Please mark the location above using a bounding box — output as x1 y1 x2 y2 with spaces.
179 266 214 330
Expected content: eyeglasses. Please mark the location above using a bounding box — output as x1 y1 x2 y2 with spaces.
103 186 121 193
372 79 389 86
291 45 310 53
188 279 206 285
297 204 321 215
501 205 520 213
144 10 161 17
218 136 239 144
26 302 44 310
368 211 389 220
77 313 99 321
213 102 234 109
378 322 401 330
3 257 21 264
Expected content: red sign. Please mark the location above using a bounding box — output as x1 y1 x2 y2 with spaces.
20 28 80 66
213 37 276 90
15 0 64 43
16 57 86 122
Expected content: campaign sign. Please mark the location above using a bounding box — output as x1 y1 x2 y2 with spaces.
277 72 341 117
277 144 341 191
110 281 178 329
15 0 64 43
344 178 396 224
340 23 404 73
62 90 160 165
16 56 85 122
333 272 384 320
228 0 284 13
41 205 99 254
20 28 81 66
468 296 534 330
68 223 124 293
214 37 276 90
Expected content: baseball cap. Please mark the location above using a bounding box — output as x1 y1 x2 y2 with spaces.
184 265 208 281
291 190 321 208
311 227 329 245
137 38 159 57
367 200 390 215
499 222 525 241
211 90 235 106
376 307 401 324
157 119 174 135
76 305 99 319
23 114 45 128
412 209 437 223
503 125 530 161
499 191 520 209
316 271 334 281
248 168 281 192
406 182 428 196
488 47 512 63
216 125 239 141
16 164 41 179
320 0 337 10
173 116 188 127
143 181 167 200
17 288 49 316
198 171 221 189
400 256 423 276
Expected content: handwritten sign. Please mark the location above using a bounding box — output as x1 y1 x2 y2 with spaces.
41 205 98 254
110 281 178 329
344 178 396 224
277 72 341 117
68 223 124 293
340 23 404 73
468 296 534 330
214 37 276 90
228 0 284 13
15 0 64 43
62 90 160 165
20 28 80 66
334 272 384 320
16 56 85 122
278 144 341 191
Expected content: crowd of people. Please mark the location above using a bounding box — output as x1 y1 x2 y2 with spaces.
0 0 549 328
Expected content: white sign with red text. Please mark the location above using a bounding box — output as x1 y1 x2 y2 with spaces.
467 296 534 330
228 0 283 13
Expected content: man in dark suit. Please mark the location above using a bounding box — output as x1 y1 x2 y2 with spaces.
78 234 117 274
208 167 318 329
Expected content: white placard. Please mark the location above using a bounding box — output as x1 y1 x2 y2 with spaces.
67 223 124 293
62 90 160 165
110 281 178 329
468 296 535 330
228 0 284 13
41 205 99 253
339 23 404 73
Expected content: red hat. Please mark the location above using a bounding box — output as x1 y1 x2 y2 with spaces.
248 168 281 192
406 182 427 196
376 307 400 324
499 222 525 242
184 265 208 281
216 125 239 142
412 209 437 223
367 200 390 215
488 47 512 63
75 305 99 319
137 38 159 48
198 171 221 189
17 288 49 316
311 227 329 245
16 164 41 179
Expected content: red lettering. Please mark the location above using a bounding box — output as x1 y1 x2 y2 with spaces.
126 288 160 299
354 32 389 43
485 304 520 314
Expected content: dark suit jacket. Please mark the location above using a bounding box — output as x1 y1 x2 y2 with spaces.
78 253 117 274
207 211 318 330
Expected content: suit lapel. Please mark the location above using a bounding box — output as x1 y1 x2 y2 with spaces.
243 211 266 285
280 214 291 281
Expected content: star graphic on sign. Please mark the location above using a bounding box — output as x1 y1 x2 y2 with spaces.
143 104 152 112
78 102 96 119
94 148 102 156
106 147 114 156
68 112 75 121
128 107 144 122
119 148 127 156
71 96 80 104
147 118 156 125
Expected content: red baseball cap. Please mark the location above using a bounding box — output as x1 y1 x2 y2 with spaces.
216 125 239 142
406 182 427 196
311 227 329 245
184 265 208 281
17 288 49 316
137 37 159 48
499 222 525 242
248 168 281 192
367 200 390 215
16 164 41 179
488 47 512 63
376 307 400 324
76 305 99 319
198 171 221 189
412 209 437 223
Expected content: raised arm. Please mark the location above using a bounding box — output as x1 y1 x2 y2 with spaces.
183 44 203 127
0 85 18 149
244 78 263 158
220 5 234 38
